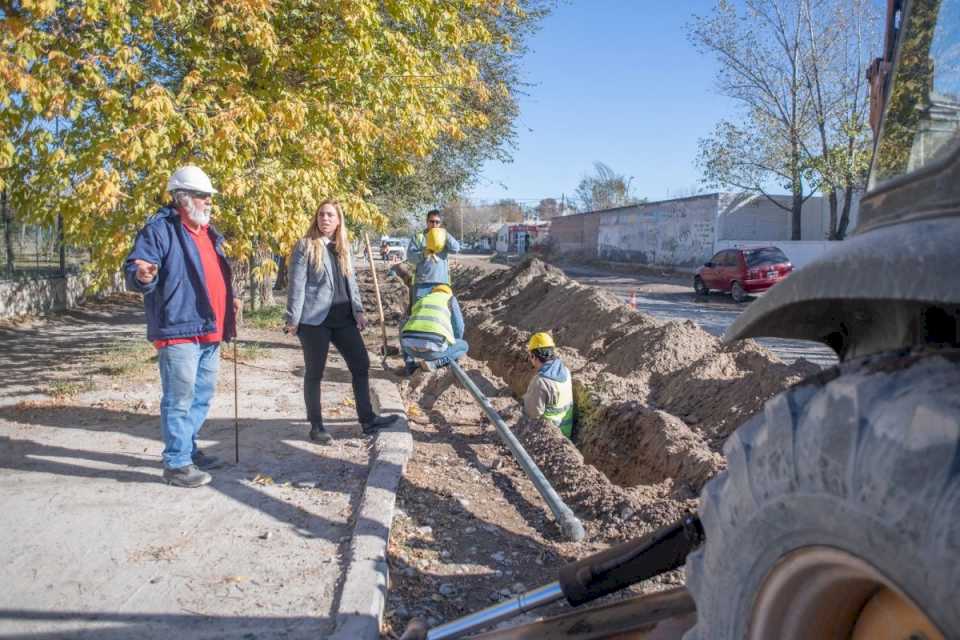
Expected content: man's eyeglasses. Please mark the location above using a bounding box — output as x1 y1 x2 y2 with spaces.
185 190 212 200
427 219 442 226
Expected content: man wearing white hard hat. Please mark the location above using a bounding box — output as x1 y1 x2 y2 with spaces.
124 165 240 488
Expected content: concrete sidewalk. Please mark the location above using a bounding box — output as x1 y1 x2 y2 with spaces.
0 298 408 639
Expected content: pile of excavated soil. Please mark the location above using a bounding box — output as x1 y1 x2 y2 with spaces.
576 402 723 492
651 340 821 445
457 258 820 494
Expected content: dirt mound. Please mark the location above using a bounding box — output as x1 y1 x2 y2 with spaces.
462 259 650 357
511 415 696 540
651 340 816 444
601 319 720 378
456 257 819 480
577 402 724 492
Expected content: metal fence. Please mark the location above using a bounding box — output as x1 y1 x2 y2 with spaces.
0 212 88 281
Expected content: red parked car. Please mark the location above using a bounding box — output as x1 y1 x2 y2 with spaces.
694 246 793 303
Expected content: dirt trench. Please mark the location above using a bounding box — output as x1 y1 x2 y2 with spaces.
380 256 826 632
365 257 822 541
455 259 821 527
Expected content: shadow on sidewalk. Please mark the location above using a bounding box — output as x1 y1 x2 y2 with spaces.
0 405 370 543
0 608 341 639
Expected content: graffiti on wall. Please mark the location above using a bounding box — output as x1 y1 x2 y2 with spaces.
597 199 716 266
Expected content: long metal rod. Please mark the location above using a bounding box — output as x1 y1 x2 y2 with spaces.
468 587 695 640
427 582 564 640
361 231 391 357
233 338 239 464
448 361 585 542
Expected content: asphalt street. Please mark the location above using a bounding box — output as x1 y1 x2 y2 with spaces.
561 265 839 368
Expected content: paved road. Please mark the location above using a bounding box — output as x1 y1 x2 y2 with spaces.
561 265 839 368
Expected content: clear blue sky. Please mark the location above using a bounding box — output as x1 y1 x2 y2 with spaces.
468 1 738 205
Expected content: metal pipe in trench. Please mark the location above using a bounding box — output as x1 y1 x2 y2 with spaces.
447 361 586 543
427 582 565 640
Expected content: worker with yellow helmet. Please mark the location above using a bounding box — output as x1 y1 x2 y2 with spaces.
407 209 461 308
524 332 574 438
400 283 469 374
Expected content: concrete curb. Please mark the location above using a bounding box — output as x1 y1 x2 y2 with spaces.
330 377 412 640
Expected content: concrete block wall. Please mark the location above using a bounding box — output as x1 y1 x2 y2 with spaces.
0 271 121 319
596 195 719 267
717 192 860 241
548 211 600 257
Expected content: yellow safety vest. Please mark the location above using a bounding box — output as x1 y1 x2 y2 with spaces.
542 375 574 438
402 291 455 345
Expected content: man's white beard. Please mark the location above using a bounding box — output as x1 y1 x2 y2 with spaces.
185 199 211 226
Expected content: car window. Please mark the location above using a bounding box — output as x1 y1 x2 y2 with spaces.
744 248 789 267
709 252 724 265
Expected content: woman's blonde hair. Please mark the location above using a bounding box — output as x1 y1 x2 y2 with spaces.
302 199 351 275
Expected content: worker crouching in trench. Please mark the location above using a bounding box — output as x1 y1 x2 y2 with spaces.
399 284 468 374
524 333 574 439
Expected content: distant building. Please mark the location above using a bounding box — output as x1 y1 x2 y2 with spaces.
548 192 860 269
496 222 550 254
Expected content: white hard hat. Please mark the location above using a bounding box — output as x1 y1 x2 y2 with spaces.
166 165 217 195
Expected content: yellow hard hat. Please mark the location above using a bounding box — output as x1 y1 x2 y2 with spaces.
426 227 447 254
431 284 452 296
527 332 555 351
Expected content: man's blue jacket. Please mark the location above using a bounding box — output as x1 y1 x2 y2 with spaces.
124 207 236 343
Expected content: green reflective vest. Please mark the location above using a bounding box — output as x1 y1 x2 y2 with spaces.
402 291 455 345
542 376 574 438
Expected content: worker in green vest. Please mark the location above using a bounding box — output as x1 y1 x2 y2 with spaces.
524 332 574 438
400 284 468 374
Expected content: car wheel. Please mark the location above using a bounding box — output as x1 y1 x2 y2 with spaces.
683 350 960 640
731 281 747 303
693 276 709 297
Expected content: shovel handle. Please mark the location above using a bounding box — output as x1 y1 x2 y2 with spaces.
362 232 391 353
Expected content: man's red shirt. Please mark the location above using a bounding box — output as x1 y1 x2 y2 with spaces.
154 219 228 349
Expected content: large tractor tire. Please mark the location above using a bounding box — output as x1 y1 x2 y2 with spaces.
684 349 960 640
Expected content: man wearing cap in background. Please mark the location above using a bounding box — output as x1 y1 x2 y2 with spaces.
400 284 468 374
524 332 574 438
125 165 240 488
406 209 460 308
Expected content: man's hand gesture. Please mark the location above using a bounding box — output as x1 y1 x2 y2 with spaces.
133 259 158 284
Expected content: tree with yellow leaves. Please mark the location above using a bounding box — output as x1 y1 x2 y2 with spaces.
0 0 547 288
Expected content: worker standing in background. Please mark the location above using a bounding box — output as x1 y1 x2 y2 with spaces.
524 333 574 438
407 209 460 309
400 284 468 374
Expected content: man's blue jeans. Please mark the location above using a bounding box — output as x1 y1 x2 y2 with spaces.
405 339 469 369
157 342 220 469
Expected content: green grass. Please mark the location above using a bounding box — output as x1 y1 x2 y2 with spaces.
45 379 96 399
222 340 268 363
94 341 157 377
244 304 285 329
